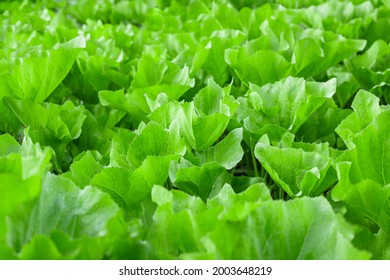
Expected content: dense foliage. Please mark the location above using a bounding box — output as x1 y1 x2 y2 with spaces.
1 0 390 260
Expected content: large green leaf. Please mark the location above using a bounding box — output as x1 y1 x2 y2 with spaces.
5 98 86 143
205 196 369 259
63 151 103 188
29 174 119 238
332 91 390 233
169 160 225 201
90 167 150 209
0 132 51 217
333 162 390 234
0 37 85 102
237 77 336 134
255 134 337 197
336 91 390 184
226 49 293 86
126 121 186 169
149 185 369 259
201 128 244 169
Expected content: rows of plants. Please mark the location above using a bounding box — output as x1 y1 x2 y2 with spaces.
1 0 390 259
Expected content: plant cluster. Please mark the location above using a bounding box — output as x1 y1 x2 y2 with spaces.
1 0 390 259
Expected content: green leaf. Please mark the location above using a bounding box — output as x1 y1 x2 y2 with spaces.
0 132 51 216
239 77 336 134
131 51 168 88
332 162 390 234
296 99 352 145
255 134 337 197
226 49 293 86
348 40 390 91
98 89 130 112
332 90 390 234
126 121 186 169
336 91 390 184
191 79 238 150
31 174 119 237
192 114 231 151
0 134 20 157
5 98 86 142
149 185 368 259
63 151 103 188
109 128 136 169
91 167 149 209
293 38 324 75
206 197 369 259
202 128 244 169
19 236 64 260
18 232 105 260
169 160 225 201
0 37 85 102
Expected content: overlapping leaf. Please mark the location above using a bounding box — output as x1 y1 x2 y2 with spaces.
149 184 369 259
332 91 390 233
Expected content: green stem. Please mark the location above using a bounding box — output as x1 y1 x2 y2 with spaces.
165 179 171 190
249 138 259 177
251 149 259 177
